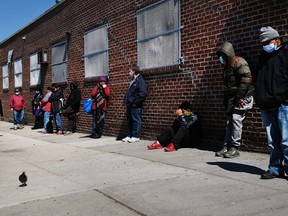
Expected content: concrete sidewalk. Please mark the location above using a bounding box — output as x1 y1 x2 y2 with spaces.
0 121 287 216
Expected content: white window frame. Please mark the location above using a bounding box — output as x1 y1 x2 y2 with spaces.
14 58 23 88
52 41 67 83
2 64 9 89
84 24 109 78
30 53 41 86
136 0 181 70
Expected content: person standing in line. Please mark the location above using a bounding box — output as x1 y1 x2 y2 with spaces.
90 76 111 139
122 64 147 143
41 87 54 134
63 80 81 135
215 42 254 158
31 89 43 129
254 26 288 179
48 84 64 135
9 88 26 130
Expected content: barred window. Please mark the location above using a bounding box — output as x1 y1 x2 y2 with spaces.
84 24 109 78
52 41 67 83
137 0 181 70
2 64 8 89
14 59 23 88
30 53 41 86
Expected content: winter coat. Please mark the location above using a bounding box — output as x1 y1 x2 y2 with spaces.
65 85 81 112
91 83 111 111
254 42 288 109
48 89 64 113
217 42 254 107
124 74 147 108
10 95 26 111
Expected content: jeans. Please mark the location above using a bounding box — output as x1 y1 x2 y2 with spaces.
127 107 142 138
261 104 288 176
13 109 24 128
92 108 105 136
43 112 53 132
53 112 62 132
224 96 253 147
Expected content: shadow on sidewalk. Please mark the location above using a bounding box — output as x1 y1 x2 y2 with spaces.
207 161 265 175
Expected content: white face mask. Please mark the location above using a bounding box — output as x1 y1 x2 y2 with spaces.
263 43 277 53
219 56 225 64
129 70 134 79
15 92 20 95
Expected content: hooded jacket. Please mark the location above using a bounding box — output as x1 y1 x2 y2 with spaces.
254 41 288 109
217 42 254 107
65 81 81 112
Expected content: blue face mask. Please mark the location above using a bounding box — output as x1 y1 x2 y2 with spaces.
219 56 225 64
263 43 277 53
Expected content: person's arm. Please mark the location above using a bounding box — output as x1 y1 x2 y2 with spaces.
133 76 147 106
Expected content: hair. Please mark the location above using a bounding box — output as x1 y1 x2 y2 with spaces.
131 64 140 75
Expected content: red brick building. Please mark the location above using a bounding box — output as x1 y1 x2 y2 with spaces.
0 0 287 152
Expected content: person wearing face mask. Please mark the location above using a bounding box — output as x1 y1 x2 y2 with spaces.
9 88 26 130
90 76 111 139
215 42 254 158
122 64 147 143
254 26 288 179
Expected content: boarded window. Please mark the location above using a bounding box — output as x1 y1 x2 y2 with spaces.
14 59 23 88
52 42 67 83
137 0 181 70
84 25 109 78
30 53 41 86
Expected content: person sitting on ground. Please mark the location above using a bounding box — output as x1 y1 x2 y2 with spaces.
147 101 198 152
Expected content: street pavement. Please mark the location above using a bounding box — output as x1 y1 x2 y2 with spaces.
0 121 287 216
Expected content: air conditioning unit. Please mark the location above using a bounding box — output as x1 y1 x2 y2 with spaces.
38 51 48 64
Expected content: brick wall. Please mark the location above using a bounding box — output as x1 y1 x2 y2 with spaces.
1 0 287 152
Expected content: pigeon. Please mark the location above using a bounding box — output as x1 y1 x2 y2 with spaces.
19 172 27 187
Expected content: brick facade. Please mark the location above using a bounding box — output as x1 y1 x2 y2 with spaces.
0 0 287 152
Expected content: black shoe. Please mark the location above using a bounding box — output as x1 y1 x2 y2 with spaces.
223 147 240 158
90 134 101 139
215 146 228 157
261 170 280 179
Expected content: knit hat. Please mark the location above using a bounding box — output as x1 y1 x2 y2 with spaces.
14 88 20 92
98 76 107 82
260 26 280 42
178 101 192 111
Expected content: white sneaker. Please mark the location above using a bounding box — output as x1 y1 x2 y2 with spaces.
122 136 131 142
128 137 140 143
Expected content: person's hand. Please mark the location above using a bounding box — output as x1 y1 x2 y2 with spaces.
10 108 13 111
102 84 107 88
237 99 245 108
176 109 183 116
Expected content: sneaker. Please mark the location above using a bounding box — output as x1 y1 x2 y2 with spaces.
56 131 63 135
122 136 131 142
128 137 140 143
64 131 73 136
164 143 176 152
19 125 24 129
261 170 282 179
223 146 240 158
147 141 162 150
215 146 228 157
41 130 48 134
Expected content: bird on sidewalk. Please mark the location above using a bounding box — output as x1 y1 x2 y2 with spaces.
19 172 27 187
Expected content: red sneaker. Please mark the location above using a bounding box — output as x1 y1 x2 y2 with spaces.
56 131 63 135
164 143 176 152
147 141 162 150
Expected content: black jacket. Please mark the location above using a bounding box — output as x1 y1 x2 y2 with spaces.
254 42 288 109
124 75 147 108
65 88 81 112
49 89 64 113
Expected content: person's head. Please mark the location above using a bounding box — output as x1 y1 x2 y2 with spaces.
260 26 282 53
47 86 54 92
35 88 41 94
52 83 60 90
98 76 107 85
14 88 20 95
70 80 79 90
129 64 140 79
216 42 235 65
178 101 192 115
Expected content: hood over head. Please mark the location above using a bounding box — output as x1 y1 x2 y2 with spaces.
216 42 235 61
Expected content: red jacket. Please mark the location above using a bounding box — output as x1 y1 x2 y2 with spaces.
10 95 26 111
91 84 111 111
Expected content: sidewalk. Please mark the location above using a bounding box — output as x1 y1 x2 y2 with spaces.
0 121 287 216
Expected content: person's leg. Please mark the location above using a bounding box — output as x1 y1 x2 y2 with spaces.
127 108 133 138
157 126 176 147
55 112 63 132
43 112 49 132
278 104 288 176
171 126 189 149
130 107 142 138
13 110 18 129
261 108 283 177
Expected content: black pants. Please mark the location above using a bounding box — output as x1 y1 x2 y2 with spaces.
157 126 189 149
67 113 77 132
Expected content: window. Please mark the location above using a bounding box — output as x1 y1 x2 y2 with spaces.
30 53 41 86
84 25 109 78
137 0 181 70
14 59 23 88
2 64 8 89
52 41 67 83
